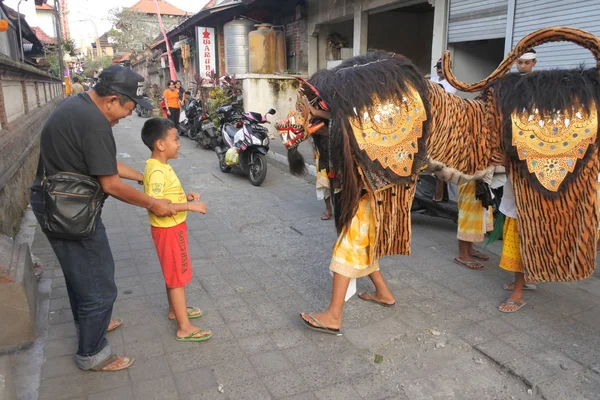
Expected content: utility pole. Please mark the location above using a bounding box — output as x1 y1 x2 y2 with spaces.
54 0 65 79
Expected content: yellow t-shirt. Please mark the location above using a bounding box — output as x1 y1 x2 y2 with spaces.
144 158 187 228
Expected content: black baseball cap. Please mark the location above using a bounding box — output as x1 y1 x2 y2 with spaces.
98 66 153 110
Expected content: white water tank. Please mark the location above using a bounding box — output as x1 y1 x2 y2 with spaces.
224 18 255 75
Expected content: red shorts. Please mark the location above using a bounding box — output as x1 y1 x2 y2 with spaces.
151 222 192 288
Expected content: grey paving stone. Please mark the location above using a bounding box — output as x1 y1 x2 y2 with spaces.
531 349 585 376
282 343 333 367
211 356 258 387
499 330 550 356
41 355 80 379
475 339 525 365
503 356 556 388
38 370 129 400
350 373 405 400
228 318 271 339
237 334 278 356
173 366 217 396
262 369 307 398
217 380 271 400
270 328 312 349
343 316 413 351
249 350 293 376
280 393 319 400
127 355 170 383
123 336 164 361
87 385 134 400
44 337 77 358
47 322 77 340
297 361 346 390
132 376 179 400
48 309 74 325
314 381 363 400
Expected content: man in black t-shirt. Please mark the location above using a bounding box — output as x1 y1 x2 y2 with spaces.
30 66 176 372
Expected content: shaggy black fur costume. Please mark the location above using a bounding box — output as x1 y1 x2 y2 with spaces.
491 67 600 197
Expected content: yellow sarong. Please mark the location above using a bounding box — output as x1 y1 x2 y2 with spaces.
499 217 523 273
329 195 380 278
457 181 493 243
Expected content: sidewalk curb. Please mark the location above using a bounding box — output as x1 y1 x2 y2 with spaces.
267 150 317 177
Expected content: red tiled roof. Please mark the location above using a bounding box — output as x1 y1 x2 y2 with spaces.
128 0 188 16
31 26 56 45
35 3 54 10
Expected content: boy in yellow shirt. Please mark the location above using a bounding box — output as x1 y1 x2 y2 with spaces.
141 118 212 342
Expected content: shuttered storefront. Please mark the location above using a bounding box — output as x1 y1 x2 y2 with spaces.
511 0 600 69
448 0 509 43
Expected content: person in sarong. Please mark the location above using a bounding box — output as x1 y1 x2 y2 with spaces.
454 181 493 269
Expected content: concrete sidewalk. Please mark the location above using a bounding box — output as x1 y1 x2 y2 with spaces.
24 115 600 400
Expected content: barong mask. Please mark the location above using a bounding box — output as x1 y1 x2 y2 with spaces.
275 78 328 150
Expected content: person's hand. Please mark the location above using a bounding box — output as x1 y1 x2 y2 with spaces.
150 198 176 217
167 110 171 116
187 192 201 202
490 152 507 166
188 201 207 214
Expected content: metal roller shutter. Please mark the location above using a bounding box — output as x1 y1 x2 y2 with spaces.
511 0 600 69
448 0 509 43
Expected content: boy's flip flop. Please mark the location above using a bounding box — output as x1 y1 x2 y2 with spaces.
299 313 342 336
176 329 213 342
358 292 396 308
168 306 203 320
503 282 537 291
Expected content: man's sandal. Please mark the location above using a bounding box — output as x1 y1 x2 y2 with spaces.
454 258 484 270
90 355 135 371
498 300 526 313
503 282 537 291
107 318 123 332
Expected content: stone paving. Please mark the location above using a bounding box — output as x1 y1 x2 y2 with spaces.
27 115 600 400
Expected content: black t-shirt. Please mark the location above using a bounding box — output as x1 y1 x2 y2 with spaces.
33 93 118 187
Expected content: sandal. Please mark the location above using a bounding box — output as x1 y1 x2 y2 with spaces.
169 307 203 320
469 251 489 261
321 212 332 220
299 313 342 336
107 318 123 332
498 300 526 313
454 258 484 270
90 354 135 371
503 282 537 291
176 329 213 342
358 292 395 308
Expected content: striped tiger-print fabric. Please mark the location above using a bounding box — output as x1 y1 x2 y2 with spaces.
424 82 500 174
370 183 416 261
512 154 599 282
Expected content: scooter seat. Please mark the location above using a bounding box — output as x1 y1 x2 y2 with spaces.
224 124 238 139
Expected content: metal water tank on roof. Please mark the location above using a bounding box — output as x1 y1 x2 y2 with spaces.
224 18 254 75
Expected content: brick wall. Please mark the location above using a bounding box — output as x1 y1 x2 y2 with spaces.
0 56 62 237
285 18 309 74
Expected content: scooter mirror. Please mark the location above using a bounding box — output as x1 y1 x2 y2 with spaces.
266 109 276 115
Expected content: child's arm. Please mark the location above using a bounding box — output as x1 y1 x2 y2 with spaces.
165 201 206 214
117 161 144 182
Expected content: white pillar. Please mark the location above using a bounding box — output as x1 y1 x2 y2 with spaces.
353 4 368 56
430 0 448 76
308 35 318 76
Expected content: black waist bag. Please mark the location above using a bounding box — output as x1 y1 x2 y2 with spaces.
42 172 105 240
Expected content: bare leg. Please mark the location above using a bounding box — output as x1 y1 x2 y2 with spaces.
499 272 526 312
166 285 175 320
358 270 395 305
168 287 211 338
321 196 332 220
301 272 349 330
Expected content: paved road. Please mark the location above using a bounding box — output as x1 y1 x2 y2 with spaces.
27 114 600 399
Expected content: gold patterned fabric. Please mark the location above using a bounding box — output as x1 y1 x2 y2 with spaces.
511 104 598 192
349 91 427 179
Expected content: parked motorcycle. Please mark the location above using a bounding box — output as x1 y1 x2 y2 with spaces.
134 95 151 118
214 105 276 186
412 175 504 223
177 98 202 140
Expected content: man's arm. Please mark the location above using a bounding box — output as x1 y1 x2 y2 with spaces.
117 161 144 182
98 174 176 217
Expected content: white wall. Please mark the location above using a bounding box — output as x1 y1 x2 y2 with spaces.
37 10 56 38
448 38 505 98
241 75 306 138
